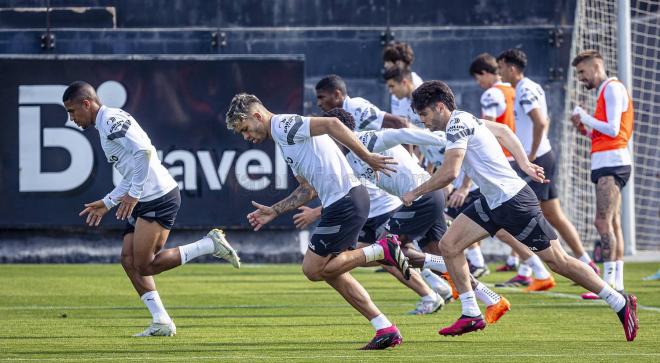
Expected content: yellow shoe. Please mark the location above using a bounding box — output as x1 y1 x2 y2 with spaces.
441 273 459 300
525 276 556 292
485 296 511 324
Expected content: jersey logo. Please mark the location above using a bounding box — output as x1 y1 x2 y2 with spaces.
285 116 304 145
107 119 131 140
447 128 474 143
357 107 378 130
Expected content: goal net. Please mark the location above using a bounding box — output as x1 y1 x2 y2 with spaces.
559 0 660 251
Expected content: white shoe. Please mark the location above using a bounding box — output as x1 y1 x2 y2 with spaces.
408 292 444 315
207 228 241 268
133 321 176 337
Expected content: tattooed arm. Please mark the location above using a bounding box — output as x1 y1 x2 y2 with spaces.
247 176 317 231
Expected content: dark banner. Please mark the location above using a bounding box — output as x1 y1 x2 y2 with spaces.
0 55 303 229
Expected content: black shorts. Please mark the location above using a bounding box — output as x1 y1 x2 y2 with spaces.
511 150 558 201
359 207 400 244
445 189 481 219
123 187 181 236
309 185 369 257
389 189 447 248
462 185 557 252
591 165 631 189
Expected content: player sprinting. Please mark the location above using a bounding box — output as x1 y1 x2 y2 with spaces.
324 107 511 324
384 66 489 278
404 80 638 341
496 48 599 290
63 81 240 337
225 93 410 350
571 50 634 298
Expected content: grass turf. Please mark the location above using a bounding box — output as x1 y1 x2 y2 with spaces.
0 262 658 362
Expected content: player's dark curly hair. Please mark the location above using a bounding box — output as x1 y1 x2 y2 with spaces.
323 107 355 131
315 75 347 95
411 80 456 112
383 65 412 83
469 53 498 76
496 48 527 71
383 41 415 66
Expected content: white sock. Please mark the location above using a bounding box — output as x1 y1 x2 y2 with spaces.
363 244 384 263
466 246 485 268
579 253 592 264
598 284 626 312
369 314 392 331
525 255 551 279
603 261 616 287
518 263 533 277
615 260 625 291
474 282 501 306
179 237 215 265
421 268 450 292
141 291 172 324
506 255 519 266
423 253 447 273
459 291 481 317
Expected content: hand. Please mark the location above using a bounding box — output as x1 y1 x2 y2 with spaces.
447 187 468 208
293 206 321 229
364 153 398 177
402 191 416 207
570 113 582 128
521 162 549 184
116 195 139 220
79 200 109 227
247 201 278 231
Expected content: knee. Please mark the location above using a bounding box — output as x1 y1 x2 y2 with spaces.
302 265 324 282
438 239 461 258
593 217 611 235
134 263 157 277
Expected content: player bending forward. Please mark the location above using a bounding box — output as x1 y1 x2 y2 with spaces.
64 81 240 337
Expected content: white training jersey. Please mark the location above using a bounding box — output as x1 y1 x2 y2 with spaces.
95 105 177 204
390 71 424 117
480 82 510 119
271 114 360 207
514 77 552 157
363 179 403 218
342 95 386 131
445 110 526 209
392 93 446 166
346 128 445 198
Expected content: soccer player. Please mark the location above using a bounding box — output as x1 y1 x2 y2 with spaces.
497 48 600 288
225 93 409 350
327 107 511 324
315 74 408 130
404 80 638 341
384 66 488 278
382 41 424 117
571 50 634 297
63 81 240 337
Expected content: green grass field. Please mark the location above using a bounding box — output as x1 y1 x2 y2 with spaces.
1 263 659 362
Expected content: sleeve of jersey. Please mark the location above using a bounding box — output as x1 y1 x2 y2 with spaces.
519 88 541 114
445 118 472 150
371 128 446 152
578 83 626 138
102 178 131 210
109 117 151 154
351 98 385 131
272 115 310 145
481 89 504 118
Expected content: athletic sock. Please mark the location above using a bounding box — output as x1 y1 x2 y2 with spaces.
141 291 172 324
578 253 593 264
615 260 625 291
474 282 501 306
518 263 533 277
370 314 392 331
421 268 450 292
459 291 481 317
603 261 616 287
525 255 551 279
466 246 485 268
179 237 215 265
598 284 626 312
363 244 384 263
506 255 519 266
423 253 447 273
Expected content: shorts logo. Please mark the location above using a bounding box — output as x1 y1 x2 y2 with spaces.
308 241 315 251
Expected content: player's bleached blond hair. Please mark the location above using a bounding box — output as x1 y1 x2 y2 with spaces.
225 93 263 130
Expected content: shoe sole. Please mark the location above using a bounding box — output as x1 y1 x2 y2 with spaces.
439 323 486 336
209 229 241 268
